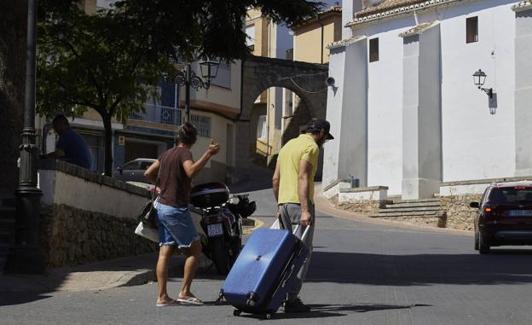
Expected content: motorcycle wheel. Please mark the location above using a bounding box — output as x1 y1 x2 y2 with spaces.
210 237 231 275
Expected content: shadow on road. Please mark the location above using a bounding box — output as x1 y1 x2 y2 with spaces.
0 293 52 307
307 250 532 286
225 303 430 320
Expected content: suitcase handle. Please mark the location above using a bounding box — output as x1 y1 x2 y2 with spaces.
292 225 311 244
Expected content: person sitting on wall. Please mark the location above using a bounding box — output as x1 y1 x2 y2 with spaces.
43 114 92 169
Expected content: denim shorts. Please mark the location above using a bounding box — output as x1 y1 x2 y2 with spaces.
156 202 199 248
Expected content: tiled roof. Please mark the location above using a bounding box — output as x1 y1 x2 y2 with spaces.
292 6 342 30
512 0 532 11
356 0 429 18
348 0 463 25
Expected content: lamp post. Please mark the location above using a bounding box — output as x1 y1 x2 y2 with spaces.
175 59 220 122
5 0 45 273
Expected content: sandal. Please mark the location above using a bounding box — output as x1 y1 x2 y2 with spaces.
156 299 178 307
177 296 203 305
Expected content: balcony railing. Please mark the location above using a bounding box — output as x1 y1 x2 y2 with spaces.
129 103 182 125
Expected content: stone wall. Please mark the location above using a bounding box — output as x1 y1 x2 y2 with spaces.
40 204 156 267
338 200 381 214
440 194 482 231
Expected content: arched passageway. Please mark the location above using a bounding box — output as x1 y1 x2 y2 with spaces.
234 55 328 180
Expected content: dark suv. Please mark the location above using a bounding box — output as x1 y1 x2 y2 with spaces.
470 182 532 254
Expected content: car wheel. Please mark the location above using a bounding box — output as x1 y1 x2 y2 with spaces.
478 231 490 254
474 231 479 251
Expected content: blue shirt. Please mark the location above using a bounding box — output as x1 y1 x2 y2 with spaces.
56 129 92 169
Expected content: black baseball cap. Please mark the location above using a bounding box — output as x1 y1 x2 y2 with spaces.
305 118 334 140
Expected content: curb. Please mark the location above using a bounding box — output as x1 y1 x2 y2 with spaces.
120 254 213 288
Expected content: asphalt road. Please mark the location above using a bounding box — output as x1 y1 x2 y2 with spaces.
2 188 532 324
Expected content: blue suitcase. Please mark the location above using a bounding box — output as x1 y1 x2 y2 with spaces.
221 227 309 319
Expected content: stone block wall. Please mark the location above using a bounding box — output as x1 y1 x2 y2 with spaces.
338 200 381 214
439 194 482 231
40 204 156 267
336 186 388 215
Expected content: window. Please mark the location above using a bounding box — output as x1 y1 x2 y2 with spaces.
191 114 211 137
466 16 478 43
139 160 153 170
369 38 379 62
246 25 256 51
211 62 231 89
123 161 140 171
257 115 267 140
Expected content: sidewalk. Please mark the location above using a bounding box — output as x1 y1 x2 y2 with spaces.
0 218 262 294
0 253 213 293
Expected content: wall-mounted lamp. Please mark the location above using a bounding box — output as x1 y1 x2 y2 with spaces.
326 76 338 95
472 69 494 99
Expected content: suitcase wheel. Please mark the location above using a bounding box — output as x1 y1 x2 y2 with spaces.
233 309 241 317
264 313 272 320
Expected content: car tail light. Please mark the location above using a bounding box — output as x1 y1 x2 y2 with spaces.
483 206 498 218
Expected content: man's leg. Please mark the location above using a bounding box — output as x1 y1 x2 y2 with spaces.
156 245 176 304
291 204 315 298
279 204 315 312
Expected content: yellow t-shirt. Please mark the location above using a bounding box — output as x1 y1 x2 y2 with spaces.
277 134 319 204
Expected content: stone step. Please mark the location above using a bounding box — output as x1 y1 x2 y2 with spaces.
0 229 13 244
379 206 442 214
0 206 16 216
386 202 441 209
0 218 15 228
393 198 440 204
1 197 16 208
372 211 443 218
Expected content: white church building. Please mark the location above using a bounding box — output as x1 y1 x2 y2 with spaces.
323 0 532 200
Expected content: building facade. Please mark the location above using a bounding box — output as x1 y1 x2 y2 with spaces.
325 0 532 199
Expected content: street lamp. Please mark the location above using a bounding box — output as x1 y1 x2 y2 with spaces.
175 59 220 122
472 69 494 99
5 0 45 273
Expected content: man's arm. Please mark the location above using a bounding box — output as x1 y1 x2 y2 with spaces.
272 159 281 202
298 159 313 226
43 149 65 159
144 160 160 184
182 143 220 178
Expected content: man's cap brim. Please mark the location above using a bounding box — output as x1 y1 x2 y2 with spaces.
326 133 334 140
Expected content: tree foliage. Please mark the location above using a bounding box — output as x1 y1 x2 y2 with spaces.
36 0 322 175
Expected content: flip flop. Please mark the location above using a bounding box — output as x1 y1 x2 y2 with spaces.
156 299 178 307
177 296 203 305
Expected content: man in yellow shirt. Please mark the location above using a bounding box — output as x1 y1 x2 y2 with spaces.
272 118 334 313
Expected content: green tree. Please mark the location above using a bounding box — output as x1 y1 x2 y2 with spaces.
37 0 321 176
37 8 174 175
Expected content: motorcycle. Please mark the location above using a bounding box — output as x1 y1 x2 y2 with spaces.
190 182 256 275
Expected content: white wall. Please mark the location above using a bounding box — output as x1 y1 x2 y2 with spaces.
359 17 414 195
438 0 516 181
39 170 147 219
343 0 519 196
188 112 234 168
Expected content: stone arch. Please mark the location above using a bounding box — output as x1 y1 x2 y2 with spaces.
235 55 328 173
